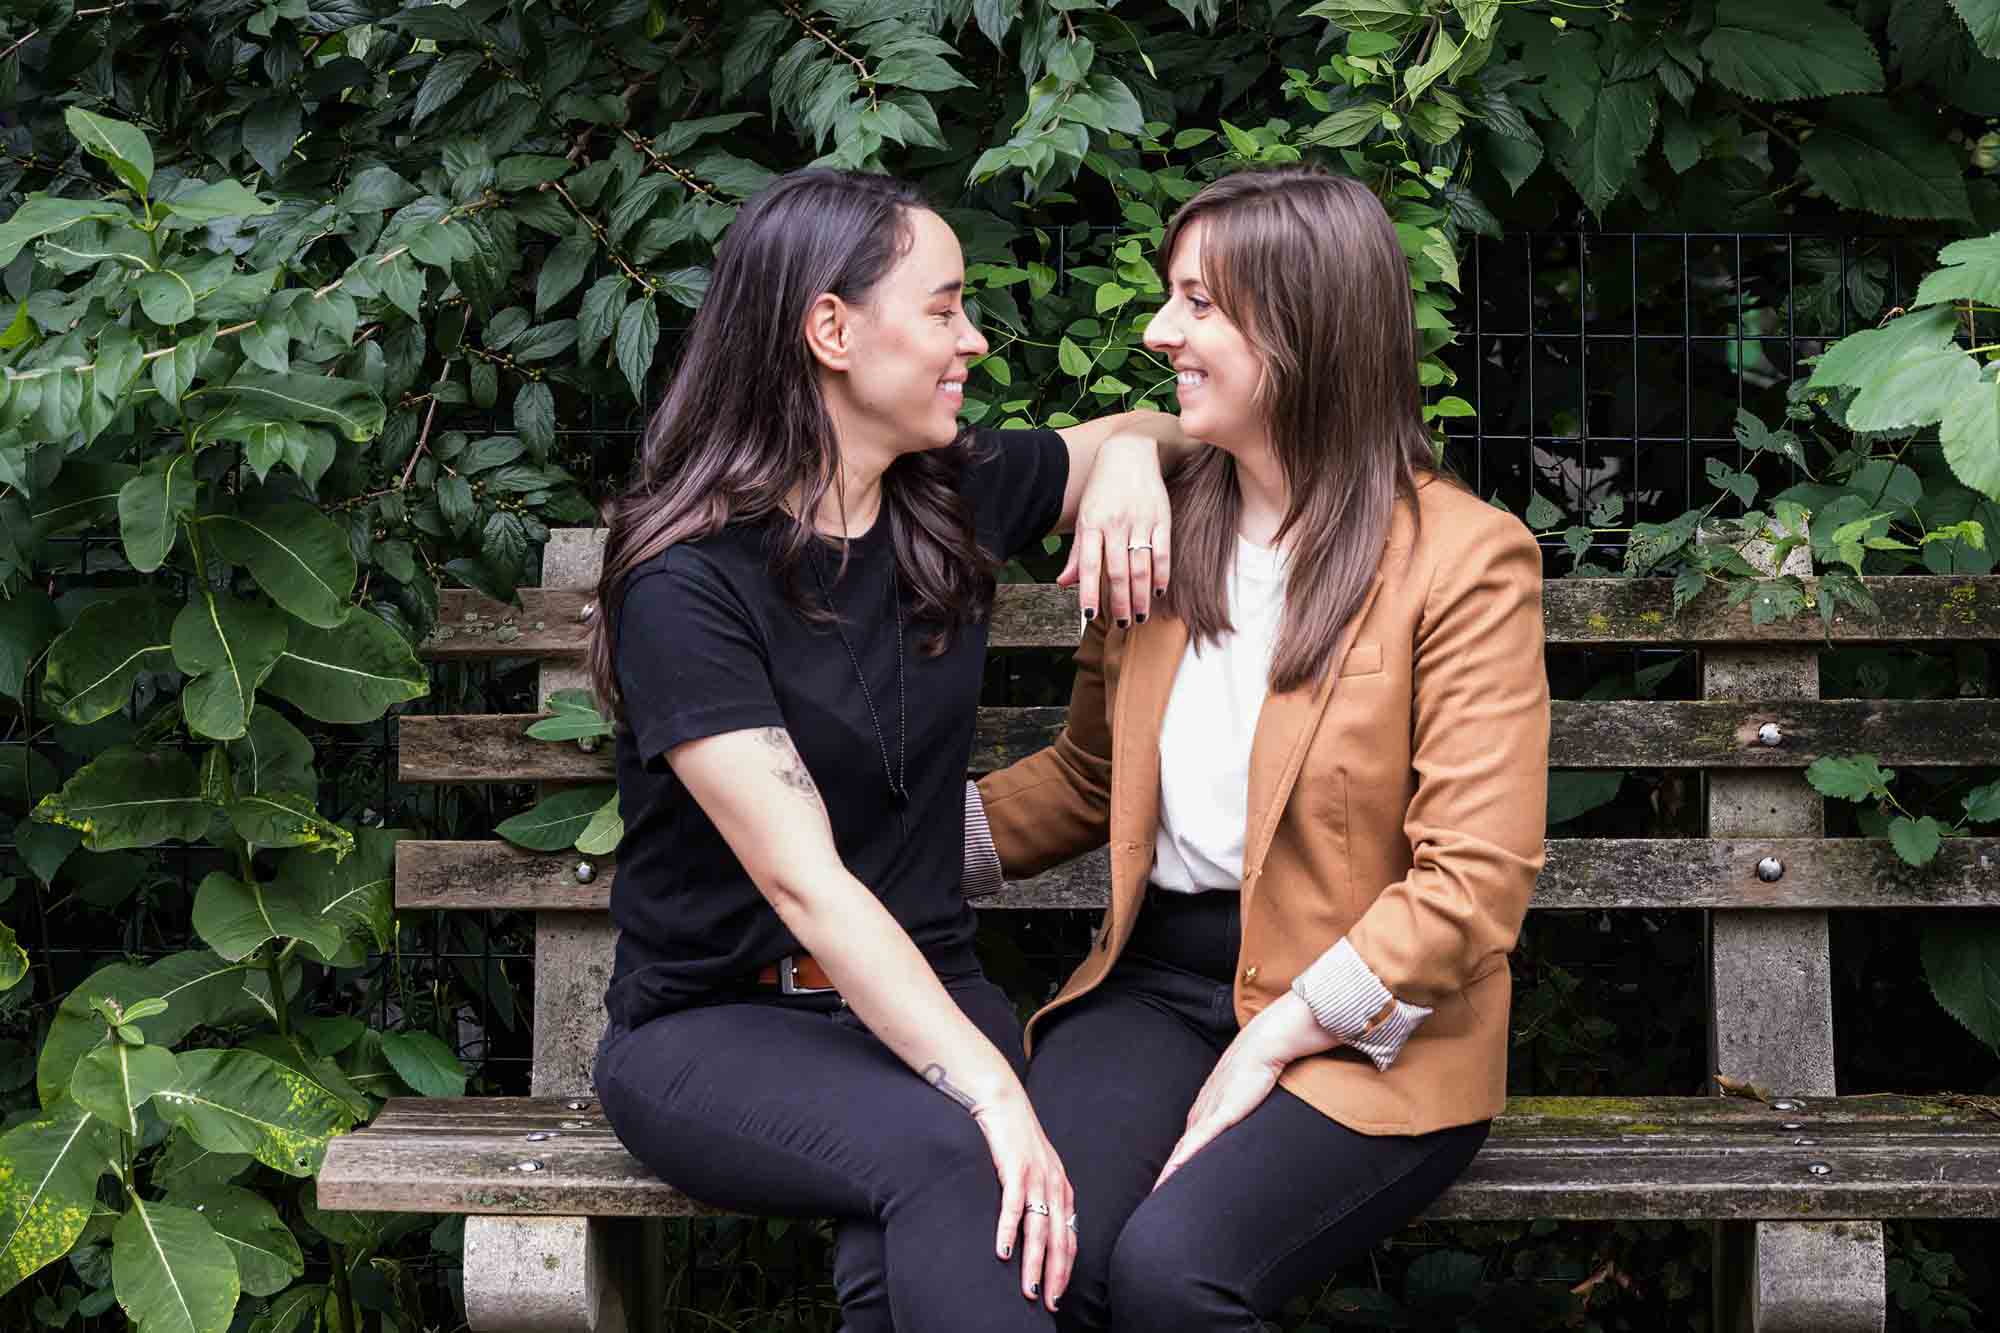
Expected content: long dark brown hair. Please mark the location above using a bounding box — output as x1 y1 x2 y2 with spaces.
587 168 994 725
1160 167 1445 693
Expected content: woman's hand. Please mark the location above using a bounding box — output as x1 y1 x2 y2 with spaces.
970 1089 1077 1311
1154 991 1335 1190
1061 432 1172 628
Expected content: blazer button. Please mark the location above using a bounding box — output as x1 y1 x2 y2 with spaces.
1242 965 1259 984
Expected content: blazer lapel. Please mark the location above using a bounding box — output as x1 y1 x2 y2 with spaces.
1240 529 1401 904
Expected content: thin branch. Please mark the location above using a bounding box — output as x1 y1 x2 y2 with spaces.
780 0 877 109
399 396 438 490
620 129 718 198
0 28 40 61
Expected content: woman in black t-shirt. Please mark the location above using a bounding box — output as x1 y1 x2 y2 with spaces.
585 168 1185 1331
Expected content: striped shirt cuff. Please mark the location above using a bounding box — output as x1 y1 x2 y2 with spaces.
963 780 1003 900
1290 939 1432 1073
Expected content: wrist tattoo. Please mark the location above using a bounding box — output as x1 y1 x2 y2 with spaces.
757 728 822 806
922 1063 978 1113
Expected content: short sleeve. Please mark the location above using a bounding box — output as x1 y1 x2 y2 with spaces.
614 555 784 773
965 427 1069 561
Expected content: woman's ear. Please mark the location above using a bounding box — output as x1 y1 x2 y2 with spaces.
803 292 854 372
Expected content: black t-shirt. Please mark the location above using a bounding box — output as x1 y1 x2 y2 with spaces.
604 427 1070 1030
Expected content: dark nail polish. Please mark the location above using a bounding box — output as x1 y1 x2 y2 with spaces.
1001 1246 1011 1260
1116 617 1130 629
1136 612 1148 624
1030 1284 1040 1299
1083 607 1096 622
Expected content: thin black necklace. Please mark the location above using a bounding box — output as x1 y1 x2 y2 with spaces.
808 541 909 827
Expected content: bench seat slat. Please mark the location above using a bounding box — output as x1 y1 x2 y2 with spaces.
393 837 2000 913
399 699 2000 782
317 1095 2000 1221
419 577 2000 659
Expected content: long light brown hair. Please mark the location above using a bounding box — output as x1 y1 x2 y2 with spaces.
586 169 994 726
1159 167 1445 693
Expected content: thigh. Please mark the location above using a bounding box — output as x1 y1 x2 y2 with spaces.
1122 1087 1489 1317
595 998 998 1221
1025 984 1220 1267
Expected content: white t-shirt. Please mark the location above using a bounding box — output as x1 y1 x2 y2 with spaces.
1151 533 1288 894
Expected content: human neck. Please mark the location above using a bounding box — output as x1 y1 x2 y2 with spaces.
803 397 899 539
1232 440 1288 548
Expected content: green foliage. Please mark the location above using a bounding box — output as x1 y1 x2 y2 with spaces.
3 0 1997 1326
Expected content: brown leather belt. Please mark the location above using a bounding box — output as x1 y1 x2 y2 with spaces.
756 953 837 995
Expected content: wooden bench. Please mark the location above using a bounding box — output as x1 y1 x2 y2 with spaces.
320 527 2000 1333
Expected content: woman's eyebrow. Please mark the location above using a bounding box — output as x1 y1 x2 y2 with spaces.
927 279 964 297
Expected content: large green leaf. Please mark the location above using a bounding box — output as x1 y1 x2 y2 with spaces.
199 503 355 629
210 371 384 443
112 1197 239 1333
116 453 198 573
0 922 25 992
154 1049 352 1177
1551 81 1657 216
30 462 136 542
38 953 262 1106
1699 0 1883 101
65 108 154 196
1942 366 2000 500
1951 0 2000 56
40 596 178 725
163 1186 302 1298
172 596 289 741
70 1043 181 1138
1808 304 1959 390
162 181 276 225
1797 98 1973 222
1921 916 2000 1052
192 871 345 963
1913 233 2000 308
0 1101 116 1298
272 826 403 956
224 707 317 798
380 1031 467 1098
226 792 353 858
31 747 210 851
495 785 617 851
0 586 62 702
260 609 425 723
1843 345 1981 432
0 198 131 267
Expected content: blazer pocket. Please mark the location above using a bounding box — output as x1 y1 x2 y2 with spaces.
1338 640 1383 677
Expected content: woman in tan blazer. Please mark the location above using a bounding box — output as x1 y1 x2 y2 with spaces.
968 168 1551 1330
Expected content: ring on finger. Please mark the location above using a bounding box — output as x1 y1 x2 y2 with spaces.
1065 1214 1079 1233
1127 542 1152 552
1025 1201 1051 1217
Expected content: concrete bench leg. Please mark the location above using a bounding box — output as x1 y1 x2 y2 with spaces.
1705 635 1884 1333
465 1216 627 1333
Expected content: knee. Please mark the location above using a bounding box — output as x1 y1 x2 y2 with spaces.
1106 1209 1243 1329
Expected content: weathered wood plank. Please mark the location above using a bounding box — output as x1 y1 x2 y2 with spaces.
400 698 2000 783
318 1093 2000 1220
395 837 2000 913
418 577 2000 659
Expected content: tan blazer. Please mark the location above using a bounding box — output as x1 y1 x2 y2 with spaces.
977 473 1550 1136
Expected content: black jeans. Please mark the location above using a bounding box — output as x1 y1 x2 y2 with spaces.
593 956 1054 1333
1027 888 1489 1332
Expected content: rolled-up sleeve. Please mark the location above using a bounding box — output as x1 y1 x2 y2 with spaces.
1340 517 1550 1008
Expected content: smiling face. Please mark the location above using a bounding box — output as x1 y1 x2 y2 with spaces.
1143 220 1270 458
817 207 990 457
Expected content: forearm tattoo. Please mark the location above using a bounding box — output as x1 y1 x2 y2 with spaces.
923 1063 978 1114
757 728 822 807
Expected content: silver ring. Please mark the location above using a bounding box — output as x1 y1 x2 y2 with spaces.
1065 1214 1079 1232
1127 542 1152 552
1025 1201 1050 1217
